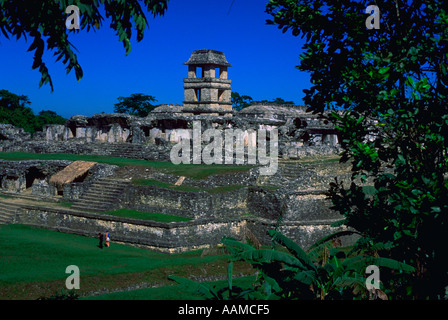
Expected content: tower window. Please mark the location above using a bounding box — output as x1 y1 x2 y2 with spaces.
195 89 201 102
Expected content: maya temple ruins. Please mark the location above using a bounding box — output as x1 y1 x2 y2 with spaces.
0 49 355 252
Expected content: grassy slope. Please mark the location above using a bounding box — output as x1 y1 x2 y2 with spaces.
0 225 252 300
102 209 192 222
0 152 254 179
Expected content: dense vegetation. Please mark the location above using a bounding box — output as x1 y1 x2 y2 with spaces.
231 92 295 111
264 0 448 299
114 93 159 117
0 89 66 134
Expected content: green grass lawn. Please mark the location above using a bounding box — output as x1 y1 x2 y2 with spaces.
102 209 192 222
0 152 254 179
0 224 252 300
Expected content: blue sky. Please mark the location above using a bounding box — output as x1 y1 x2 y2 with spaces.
0 0 310 119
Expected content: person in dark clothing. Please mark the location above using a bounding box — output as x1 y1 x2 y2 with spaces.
98 232 104 249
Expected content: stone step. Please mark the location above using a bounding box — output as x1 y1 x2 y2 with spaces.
72 177 130 212
71 204 113 211
74 195 116 203
72 200 112 207
0 208 16 215
0 201 19 224
87 183 128 190
80 193 122 201
77 187 127 196
87 180 130 188
82 187 125 194
0 211 15 219
88 182 130 189
71 201 114 209
74 195 120 204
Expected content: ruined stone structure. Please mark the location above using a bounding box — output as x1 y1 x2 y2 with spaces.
1 104 340 162
0 158 355 252
0 49 352 252
183 49 233 115
0 49 341 161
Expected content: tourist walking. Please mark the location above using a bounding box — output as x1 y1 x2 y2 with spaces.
105 230 110 247
98 232 104 249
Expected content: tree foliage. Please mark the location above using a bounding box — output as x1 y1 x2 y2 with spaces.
0 89 66 133
36 110 67 128
171 231 414 300
266 0 448 299
231 92 295 111
231 92 253 111
114 93 158 117
0 0 169 91
223 231 413 300
253 97 295 105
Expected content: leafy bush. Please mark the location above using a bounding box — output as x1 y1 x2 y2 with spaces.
266 0 448 299
223 230 414 300
171 230 414 300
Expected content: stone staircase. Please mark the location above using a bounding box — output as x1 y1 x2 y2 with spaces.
0 200 20 225
279 161 305 180
71 177 131 212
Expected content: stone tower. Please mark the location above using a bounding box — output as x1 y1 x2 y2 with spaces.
183 49 232 115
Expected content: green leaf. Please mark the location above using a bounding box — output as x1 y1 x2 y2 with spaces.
378 66 390 74
431 207 441 213
235 248 306 269
308 230 357 250
268 230 315 270
168 276 218 300
293 270 316 285
227 262 233 291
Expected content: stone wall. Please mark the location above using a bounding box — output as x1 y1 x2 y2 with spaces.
0 105 342 161
0 160 71 193
12 203 350 253
0 160 118 198
14 204 246 253
123 185 249 219
122 182 339 220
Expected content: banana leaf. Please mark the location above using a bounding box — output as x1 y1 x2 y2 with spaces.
168 276 218 300
268 230 316 271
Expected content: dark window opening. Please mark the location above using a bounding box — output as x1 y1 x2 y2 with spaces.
218 90 225 102
69 126 76 138
25 167 46 189
142 127 151 137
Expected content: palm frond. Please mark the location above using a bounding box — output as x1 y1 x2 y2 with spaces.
168 276 218 300
234 248 306 269
308 230 359 251
268 230 315 270
293 270 317 286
